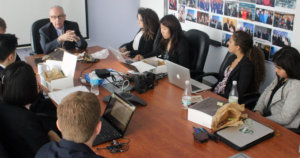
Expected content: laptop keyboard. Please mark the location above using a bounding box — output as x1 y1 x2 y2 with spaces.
192 84 201 91
93 119 122 145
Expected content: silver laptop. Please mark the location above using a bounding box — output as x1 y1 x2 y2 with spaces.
165 60 211 93
215 118 274 150
109 47 136 64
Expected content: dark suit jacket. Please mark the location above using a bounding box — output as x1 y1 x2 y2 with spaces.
35 139 104 158
0 101 49 158
216 55 255 102
145 35 190 68
120 29 155 58
39 20 87 54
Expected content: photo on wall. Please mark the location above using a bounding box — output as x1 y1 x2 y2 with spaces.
223 17 237 33
256 0 275 7
238 2 256 21
255 8 274 25
178 4 187 23
211 0 224 15
272 29 292 47
237 21 254 35
255 41 271 60
187 0 197 8
186 9 197 22
197 0 210 11
254 25 272 42
179 0 187 4
169 0 177 10
197 11 210 25
222 33 232 47
224 1 238 17
275 0 297 9
273 12 294 31
210 15 223 30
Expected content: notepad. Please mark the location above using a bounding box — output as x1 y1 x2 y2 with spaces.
48 86 89 105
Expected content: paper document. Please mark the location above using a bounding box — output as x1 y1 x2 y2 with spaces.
48 86 89 105
130 61 155 73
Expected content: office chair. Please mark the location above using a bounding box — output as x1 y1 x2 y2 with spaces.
184 29 210 81
30 18 49 54
153 26 162 51
197 52 260 110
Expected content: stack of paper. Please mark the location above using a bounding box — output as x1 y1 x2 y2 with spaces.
48 86 89 105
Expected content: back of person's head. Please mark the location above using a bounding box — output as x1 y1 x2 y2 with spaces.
138 8 159 40
0 34 18 62
273 46 300 80
57 91 101 143
232 30 266 91
160 14 183 51
0 17 6 33
0 61 38 106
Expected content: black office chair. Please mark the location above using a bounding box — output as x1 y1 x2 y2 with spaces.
30 18 49 54
197 52 260 110
184 29 210 81
152 26 162 51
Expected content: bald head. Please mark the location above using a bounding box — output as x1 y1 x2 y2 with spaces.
49 5 66 29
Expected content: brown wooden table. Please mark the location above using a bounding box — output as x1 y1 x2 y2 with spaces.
26 46 300 158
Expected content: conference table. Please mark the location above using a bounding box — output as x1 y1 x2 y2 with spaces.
26 46 300 158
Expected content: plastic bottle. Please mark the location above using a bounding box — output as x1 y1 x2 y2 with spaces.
89 72 99 95
182 80 192 109
228 80 238 103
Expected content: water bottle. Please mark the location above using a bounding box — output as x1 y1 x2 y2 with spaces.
89 72 99 95
182 80 192 109
228 80 238 103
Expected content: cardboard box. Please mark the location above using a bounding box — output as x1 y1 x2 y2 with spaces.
40 52 77 91
142 57 167 74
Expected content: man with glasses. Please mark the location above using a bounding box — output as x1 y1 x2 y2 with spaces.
39 5 87 54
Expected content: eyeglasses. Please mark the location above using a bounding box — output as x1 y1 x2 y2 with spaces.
50 15 65 20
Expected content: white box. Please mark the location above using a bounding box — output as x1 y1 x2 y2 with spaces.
40 52 77 91
142 57 167 74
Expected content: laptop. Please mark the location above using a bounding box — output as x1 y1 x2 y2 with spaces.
165 60 211 93
215 118 274 151
93 93 136 146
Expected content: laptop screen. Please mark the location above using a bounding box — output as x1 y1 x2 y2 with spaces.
102 93 136 133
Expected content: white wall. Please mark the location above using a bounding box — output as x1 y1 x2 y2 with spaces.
140 0 165 18
87 0 140 48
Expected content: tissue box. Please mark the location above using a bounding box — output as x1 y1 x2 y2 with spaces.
40 52 77 91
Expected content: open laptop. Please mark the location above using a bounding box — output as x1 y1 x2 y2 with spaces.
93 93 136 146
109 48 139 71
165 60 211 93
215 118 274 151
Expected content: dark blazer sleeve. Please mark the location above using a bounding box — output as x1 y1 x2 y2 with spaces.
39 23 61 54
72 22 87 50
222 57 254 102
130 36 154 57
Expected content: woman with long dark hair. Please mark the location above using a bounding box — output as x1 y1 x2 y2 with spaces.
254 46 300 128
119 8 159 60
214 30 266 103
144 14 190 68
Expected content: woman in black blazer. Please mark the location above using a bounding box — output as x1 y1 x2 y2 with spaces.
119 8 159 59
144 14 190 68
0 61 60 158
213 31 265 103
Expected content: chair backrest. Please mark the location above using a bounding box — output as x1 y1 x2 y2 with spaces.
185 29 210 72
30 18 49 54
153 26 162 50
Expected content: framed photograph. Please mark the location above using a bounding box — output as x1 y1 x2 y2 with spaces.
272 29 292 47
197 0 210 11
224 1 238 17
178 4 187 23
211 0 224 15
255 8 273 25
222 33 232 47
169 0 177 10
254 25 272 42
186 9 197 22
256 0 275 7
238 2 256 21
237 21 254 35
187 0 197 8
273 12 294 31
197 11 210 25
275 0 296 9
254 42 271 60
223 17 237 33
210 15 223 30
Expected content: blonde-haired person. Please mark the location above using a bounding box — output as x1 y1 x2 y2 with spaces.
35 91 103 158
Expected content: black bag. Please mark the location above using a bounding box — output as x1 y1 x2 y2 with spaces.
133 72 156 93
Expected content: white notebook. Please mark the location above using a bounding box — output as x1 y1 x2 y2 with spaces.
48 86 89 105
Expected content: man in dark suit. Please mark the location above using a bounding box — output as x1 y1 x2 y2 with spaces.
39 5 87 54
0 34 18 75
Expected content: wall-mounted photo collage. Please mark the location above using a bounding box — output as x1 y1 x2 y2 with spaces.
168 0 297 61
